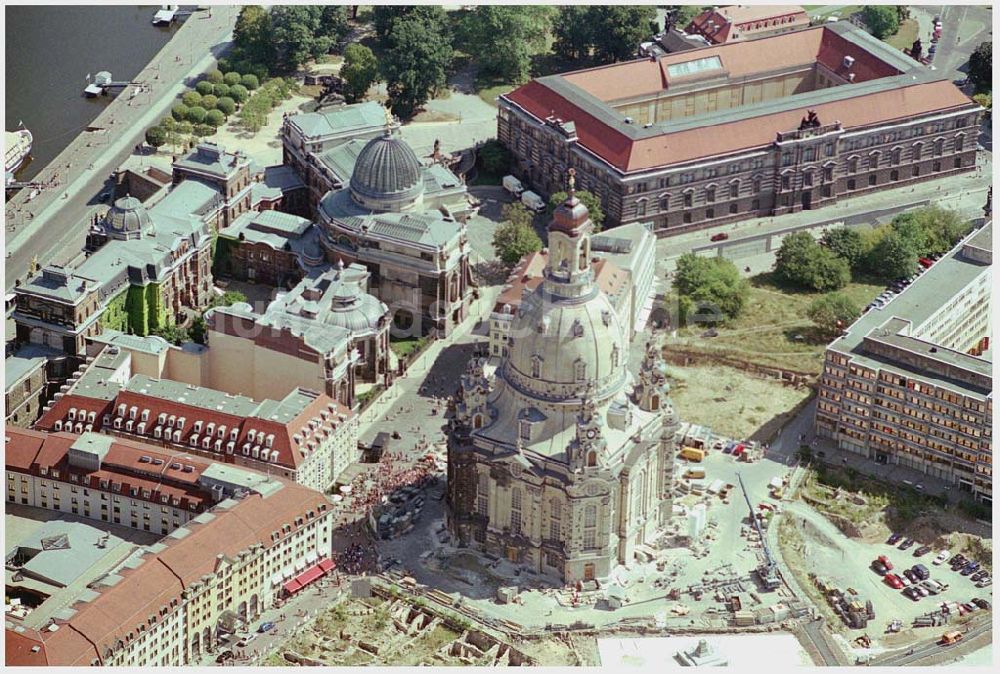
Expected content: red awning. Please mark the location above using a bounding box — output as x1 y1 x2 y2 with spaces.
282 557 334 596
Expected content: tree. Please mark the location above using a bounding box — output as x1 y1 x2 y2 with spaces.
861 5 900 40
216 96 236 116
589 6 658 64
145 125 167 149
187 106 207 124
195 80 215 96
890 205 969 256
477 139 510 176
381 10 452 119
820 227 865 269
546 190 605 232
224 71 243 86
176 121 193 136
270 5 340 71
373 5 417 41
895 6 911 23
774 231 850 291
341 43 379 103
808 293 861 338
152 323 188 346
493 204 542 266
673 253 750 322
201 94 219 110
206 109 226 127
973 92 992 114
213 83 231 98
233 5 274 70
969 41 992 92
210 290 249 307
193 123 216 137
868 230 919 279
189 315 207 345
229 84 249 104
206 69 225 84
181 91 202 108
171 103 189 121
241 73 260 91
552 7 593 61
458 6 554 84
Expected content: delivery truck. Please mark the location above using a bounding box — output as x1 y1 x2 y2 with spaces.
521 190 546 212
502 175 524 197
680 447 706 462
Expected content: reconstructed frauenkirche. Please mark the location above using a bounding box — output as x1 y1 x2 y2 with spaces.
446 172 680 583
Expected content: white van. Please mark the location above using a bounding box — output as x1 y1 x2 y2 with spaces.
520 190 546 213
502 175 524 197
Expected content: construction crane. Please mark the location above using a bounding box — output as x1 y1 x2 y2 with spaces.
737 473 781 590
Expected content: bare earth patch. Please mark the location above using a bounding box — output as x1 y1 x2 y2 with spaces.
665 364 812 441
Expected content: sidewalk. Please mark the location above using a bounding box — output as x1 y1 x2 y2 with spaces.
654 154 992 269
5 7 239 255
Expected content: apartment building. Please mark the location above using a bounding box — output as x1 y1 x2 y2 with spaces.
685 5 810 45
5 427 336 666
815 223 993 502
33 344 358 492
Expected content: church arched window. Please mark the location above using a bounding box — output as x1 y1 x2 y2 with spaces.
587 451 597 467
531 355 542 378
651 394 660 411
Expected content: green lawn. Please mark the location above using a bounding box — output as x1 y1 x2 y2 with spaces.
390 335 430 360
808 5 863 21
669 275 884 374
477 83 513 107
887 18 920 51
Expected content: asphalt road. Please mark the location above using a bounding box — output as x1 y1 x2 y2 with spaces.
4 7 239 292
871 616 992 666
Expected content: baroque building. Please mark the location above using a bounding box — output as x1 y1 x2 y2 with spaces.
446 173 679 583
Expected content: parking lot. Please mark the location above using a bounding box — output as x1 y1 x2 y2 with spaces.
779 500 992 646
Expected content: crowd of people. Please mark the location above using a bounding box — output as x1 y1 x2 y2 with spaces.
335 542 376 575
342 451 438 515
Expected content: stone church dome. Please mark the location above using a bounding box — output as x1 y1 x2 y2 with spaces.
504 285 626 403
349 132 425 211
103 195 152 240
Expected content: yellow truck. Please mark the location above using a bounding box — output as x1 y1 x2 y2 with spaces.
680 447 706 462
684 468 706 480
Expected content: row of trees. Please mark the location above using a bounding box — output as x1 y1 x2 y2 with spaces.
860 6 909 40
774 205 971 292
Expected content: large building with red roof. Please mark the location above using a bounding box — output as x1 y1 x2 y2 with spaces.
5 427 336 666
685 5 810 45
498 23 981 235
32 343 358 493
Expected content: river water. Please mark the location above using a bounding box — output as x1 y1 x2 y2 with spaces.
5 5 180 181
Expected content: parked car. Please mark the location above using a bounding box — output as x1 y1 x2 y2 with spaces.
918 257 935 268
236 634 257 647
878 555 894 570
920 580 942 595
886 533 903 545
960 564 978 576
976 577 992 588
912 564 930 580
972 598 991 609
932 550 950 565
899 538 916 550
902 586 920 600
915 545 932 557
903 569 918 583
915 585 930 597
710 232 729 242
884 574 904 589
872 560 888 575
949 554 967 566
257 621 276 633
971 570 988 581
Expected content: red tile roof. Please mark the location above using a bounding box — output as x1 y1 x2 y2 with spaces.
504 26 976 173
5 428 333 666
5 629 50 666
492 252 626 314
686 5 809 44
35 384 355 474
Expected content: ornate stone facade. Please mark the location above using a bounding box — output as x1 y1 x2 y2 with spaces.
446 174 680 584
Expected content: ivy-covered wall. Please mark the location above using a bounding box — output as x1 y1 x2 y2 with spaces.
100 288 130 333
118 282 169 336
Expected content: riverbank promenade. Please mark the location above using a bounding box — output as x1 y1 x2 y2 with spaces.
4 6 239 290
